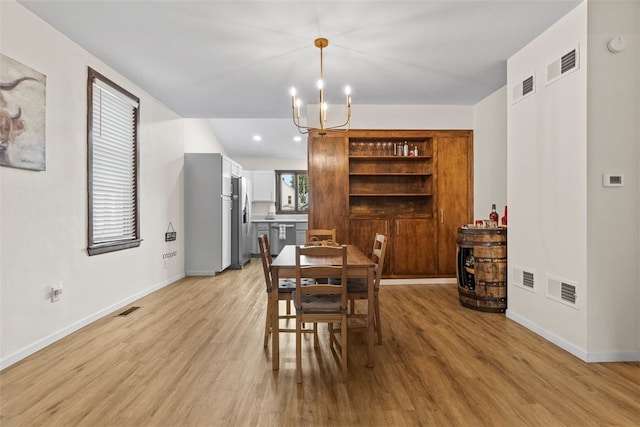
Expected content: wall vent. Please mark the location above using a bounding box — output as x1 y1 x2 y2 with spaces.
546 45 580 86
512 73 535 104
513 266 536 293
522 271 535 289
117 306 140 316
546 275 579 309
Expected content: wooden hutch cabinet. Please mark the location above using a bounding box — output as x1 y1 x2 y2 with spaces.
308 129 473 278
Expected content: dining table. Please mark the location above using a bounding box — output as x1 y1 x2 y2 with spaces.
270 244 376 371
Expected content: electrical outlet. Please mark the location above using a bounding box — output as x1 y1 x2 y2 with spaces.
50 282 62 302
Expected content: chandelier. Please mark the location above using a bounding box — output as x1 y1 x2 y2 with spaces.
290 38 352 135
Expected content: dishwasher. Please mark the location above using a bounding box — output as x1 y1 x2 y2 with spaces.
269 222 296 255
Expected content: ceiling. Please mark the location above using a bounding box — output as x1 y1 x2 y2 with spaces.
18 0 582 159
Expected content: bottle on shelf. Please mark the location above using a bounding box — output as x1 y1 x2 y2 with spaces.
403 141 409 156
489 204 499 226
501 205 508 226
414 145 419 156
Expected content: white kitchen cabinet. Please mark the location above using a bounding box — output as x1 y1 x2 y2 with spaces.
251 170 276 202
185 153 233 275
231 160 242 178
252 222 270 256
295 222 308 245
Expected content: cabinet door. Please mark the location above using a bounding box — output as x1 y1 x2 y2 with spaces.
348 218 391 276
308 134 349 243
392 218 436 276
252 171 276 202
253 223 269 255
436 134 473 276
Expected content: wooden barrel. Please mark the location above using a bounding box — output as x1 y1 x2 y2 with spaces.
456 227 507 313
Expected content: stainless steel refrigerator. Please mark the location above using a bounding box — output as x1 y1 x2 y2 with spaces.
230 176 251 269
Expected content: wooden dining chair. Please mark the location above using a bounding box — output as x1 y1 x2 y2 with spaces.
258 234 316 348
345 233 388 344
293 244 348 383
305 228 337 245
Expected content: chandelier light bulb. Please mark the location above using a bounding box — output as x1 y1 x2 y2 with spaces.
295 98 301 118
317 79 324 90
344 86 351 95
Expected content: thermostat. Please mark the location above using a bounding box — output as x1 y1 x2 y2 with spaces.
602 173 623 187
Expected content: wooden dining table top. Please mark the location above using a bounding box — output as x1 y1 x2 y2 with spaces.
271 244 375 270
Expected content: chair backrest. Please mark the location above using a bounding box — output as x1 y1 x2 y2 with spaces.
295 245 348 310
258 234 273 293
305 228 337 245
263 232 274 261
371 233 388 290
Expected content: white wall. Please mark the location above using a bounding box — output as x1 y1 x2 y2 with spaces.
506 0 639 362
350 104 474 130
507 3 589 355
473 86 508 219
183 119 228 154
585 0 639 360
0 1 186 368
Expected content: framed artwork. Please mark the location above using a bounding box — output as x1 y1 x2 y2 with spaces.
0 53 46 171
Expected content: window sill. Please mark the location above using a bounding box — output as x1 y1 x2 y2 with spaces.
88 239 143 256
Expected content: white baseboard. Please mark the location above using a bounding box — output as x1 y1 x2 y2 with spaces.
506 309 640 363
0 273 185 371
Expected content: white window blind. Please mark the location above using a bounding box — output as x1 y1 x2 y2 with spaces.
88 69 141 255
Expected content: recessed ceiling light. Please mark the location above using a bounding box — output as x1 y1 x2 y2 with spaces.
253 135 262 141
293 136 302 142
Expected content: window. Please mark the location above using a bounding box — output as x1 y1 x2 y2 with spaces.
87 68 141 255
276 170 308 214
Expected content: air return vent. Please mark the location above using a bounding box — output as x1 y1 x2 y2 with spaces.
513 266 536 293
547 275 579 309
546 45 580 86
512 73 535 104
117 306 140 316
522 271 535 289
561 282 577 304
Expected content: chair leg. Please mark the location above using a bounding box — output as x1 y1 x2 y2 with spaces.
341 315 348 382
296 316 303 384
264 299 272 348
313 322 319 348
328 322 334 350
374 295 382 344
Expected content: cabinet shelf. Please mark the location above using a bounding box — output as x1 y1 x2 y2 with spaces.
350 193 432 197
349 172 431 176
349 155 432 160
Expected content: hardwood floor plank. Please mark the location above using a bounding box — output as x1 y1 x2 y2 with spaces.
1 260 638 426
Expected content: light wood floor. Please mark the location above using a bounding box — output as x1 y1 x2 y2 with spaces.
1 260 638 426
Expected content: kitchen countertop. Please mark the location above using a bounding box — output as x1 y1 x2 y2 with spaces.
251 216 308 223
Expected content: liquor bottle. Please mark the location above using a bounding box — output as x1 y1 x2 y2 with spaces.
403 141 409 156
501 205 508 226
489 204 499 225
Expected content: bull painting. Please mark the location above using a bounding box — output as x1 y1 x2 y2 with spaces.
0 54 46 171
